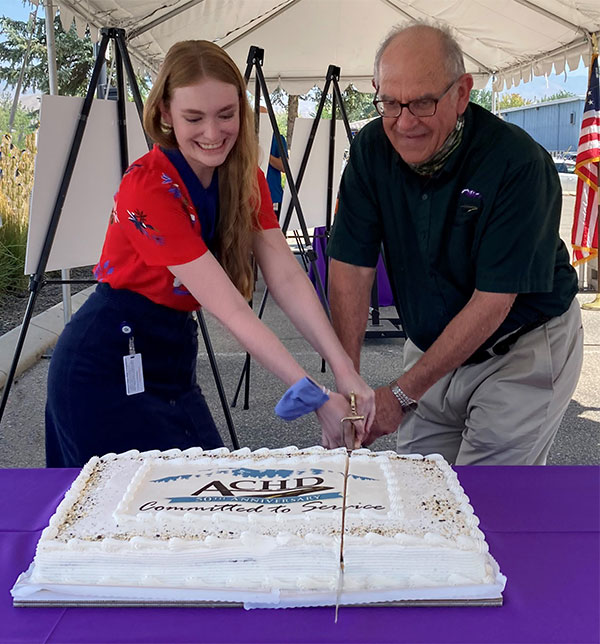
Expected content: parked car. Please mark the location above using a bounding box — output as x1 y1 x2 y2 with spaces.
554 158 577 193
554 160 575 174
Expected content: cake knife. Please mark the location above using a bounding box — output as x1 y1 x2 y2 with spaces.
335 392 364 621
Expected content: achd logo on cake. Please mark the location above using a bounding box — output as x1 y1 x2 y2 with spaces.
134 466 384 515
165 467 339 504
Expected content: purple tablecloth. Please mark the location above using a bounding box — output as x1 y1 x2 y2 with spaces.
1 466 599 643
309 226 394 307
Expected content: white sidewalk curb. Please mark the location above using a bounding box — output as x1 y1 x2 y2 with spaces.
0 286 96 390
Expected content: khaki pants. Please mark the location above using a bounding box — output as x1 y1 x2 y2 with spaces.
396 299 584 465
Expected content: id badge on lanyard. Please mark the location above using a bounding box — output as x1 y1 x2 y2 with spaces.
121 322 145 396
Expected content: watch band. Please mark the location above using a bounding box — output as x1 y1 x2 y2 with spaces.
388 380 418 413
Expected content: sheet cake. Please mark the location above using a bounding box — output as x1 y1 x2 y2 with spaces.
15 446 506 607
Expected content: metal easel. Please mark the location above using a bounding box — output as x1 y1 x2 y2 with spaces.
231 46 332 409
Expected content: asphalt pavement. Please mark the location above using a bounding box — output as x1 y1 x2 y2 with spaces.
0 195 598 468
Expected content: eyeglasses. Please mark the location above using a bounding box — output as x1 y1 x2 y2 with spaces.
373 77 460 118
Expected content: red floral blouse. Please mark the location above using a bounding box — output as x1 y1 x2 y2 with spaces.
94 145 279 311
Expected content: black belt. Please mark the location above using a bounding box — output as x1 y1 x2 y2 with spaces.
464 316 552 365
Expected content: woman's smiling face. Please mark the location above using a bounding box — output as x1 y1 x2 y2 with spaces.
161 78 240 186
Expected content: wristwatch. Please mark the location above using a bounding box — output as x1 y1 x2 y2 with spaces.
388 380 418 413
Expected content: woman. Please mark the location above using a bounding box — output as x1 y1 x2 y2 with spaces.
45 40 374 467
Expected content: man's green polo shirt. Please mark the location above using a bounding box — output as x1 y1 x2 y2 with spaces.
327 103 578 353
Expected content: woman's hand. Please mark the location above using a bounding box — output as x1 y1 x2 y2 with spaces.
332 371 376 441
316 391 363 449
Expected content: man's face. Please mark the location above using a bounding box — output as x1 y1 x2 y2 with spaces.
376 31 473 165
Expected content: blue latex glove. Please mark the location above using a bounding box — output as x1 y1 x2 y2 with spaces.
275 377 330 420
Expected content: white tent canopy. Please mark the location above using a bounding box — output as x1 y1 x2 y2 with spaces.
35 0 600 93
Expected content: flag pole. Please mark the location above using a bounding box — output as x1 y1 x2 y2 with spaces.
581 196 600 309
575 34 600 310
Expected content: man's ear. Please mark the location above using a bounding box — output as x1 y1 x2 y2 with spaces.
371 77 377 90
456 74 474 114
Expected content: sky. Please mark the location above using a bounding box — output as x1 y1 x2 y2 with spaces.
1 0 590 102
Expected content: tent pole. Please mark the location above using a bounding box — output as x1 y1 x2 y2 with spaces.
44 1 58 95
44 0 73 323
491 75 498 115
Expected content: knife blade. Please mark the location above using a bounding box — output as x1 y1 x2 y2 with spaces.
335 392 364 621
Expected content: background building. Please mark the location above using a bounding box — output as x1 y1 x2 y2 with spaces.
499 96 585 156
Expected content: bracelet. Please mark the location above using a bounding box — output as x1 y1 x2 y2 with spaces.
388 380 418 413
275 377 330 420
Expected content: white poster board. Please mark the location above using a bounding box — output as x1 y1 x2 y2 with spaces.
280 118 348 232
257 112 274 176
25 95 148 273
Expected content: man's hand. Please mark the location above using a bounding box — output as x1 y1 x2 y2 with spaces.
317 392 365 449
362 385 405 446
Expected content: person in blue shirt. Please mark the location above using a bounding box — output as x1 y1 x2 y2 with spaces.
267 134 288 217
260 106 288 217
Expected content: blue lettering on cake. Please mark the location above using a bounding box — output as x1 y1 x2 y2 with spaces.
167 492 342 505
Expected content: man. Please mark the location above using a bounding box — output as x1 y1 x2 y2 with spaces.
260 106 288 217
327 21 583 465
267 133 288 218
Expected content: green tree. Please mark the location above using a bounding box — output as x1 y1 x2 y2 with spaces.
470 89 492 111
255 84 376 147
269 86 289 110
498 93 532 109
315 84 377 122
0 94 38 147
0 15 95 96
0 15 151 100
256 88 311 146
275 111 287 138
539 90 577 102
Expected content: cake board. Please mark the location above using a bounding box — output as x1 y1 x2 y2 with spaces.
12 564 505 609
10 448 508 612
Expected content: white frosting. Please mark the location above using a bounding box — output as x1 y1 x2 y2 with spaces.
30 446 501 595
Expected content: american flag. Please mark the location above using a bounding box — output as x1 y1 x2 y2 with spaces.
571 48 599 266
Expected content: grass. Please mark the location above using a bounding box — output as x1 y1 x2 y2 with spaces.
0 132 36 297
